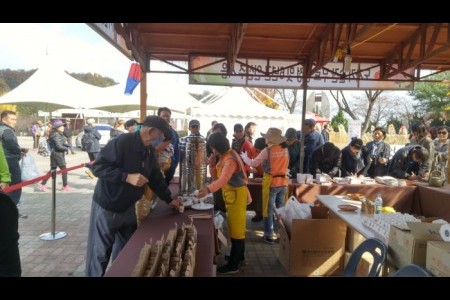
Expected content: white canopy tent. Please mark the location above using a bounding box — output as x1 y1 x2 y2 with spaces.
190 87 288 137
0 60 103 111
86 81 204 114
0 58 204 119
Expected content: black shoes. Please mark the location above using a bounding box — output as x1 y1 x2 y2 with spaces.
217 264 239 274
251 215 263 222
262 236 274 244
225 254 246 265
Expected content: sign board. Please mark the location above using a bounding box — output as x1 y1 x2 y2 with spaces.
189 55 414 90
347 119 362 144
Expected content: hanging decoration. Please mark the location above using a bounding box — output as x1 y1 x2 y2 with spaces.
124 62 141 95
343 46 352 74
333 47 344 63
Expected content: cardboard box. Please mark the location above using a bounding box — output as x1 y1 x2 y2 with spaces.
278 206 347 276
426 241 450 277
388 222 446 268
346 227 366 252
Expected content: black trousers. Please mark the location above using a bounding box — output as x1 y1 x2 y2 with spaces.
0 192 21 277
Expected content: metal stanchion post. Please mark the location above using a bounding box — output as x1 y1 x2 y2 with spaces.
39 167 67 241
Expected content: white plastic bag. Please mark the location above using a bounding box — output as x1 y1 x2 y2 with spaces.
20 154 40 181
282 196 312 232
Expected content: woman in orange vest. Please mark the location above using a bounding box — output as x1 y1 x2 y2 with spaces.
241 128 289 244
196 132 249 274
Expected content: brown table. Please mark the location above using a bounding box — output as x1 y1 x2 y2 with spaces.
414 182 450 222
247 179 417 216
293 182 417 213
104 201 215 277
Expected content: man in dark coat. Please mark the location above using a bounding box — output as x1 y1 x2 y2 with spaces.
85 116 183 277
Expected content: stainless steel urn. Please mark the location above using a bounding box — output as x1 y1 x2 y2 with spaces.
179 135 207 195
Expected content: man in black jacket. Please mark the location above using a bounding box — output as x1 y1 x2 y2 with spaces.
85 116 183 277
0 110 28 218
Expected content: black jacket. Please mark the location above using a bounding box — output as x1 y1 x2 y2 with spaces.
92 131 173 212
48 130 69 153
388 145 426 179
311 144 341 177
0 123 21 160
340 145 371 177
83 125 101 153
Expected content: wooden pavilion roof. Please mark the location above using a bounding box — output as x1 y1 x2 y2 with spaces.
91 23 450 81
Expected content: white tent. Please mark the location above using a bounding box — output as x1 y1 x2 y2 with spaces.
0 60 104 111
190 87 288 136
86 81 204 114
0 58 204 116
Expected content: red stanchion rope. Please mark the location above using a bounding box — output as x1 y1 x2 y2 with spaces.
2 160 95 193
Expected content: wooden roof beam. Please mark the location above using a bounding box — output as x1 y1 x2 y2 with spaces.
114 23 148 72
306 23 376 76
382 24 450 79
227 23 247 74
305 23 335 76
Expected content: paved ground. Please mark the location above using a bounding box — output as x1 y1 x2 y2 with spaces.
15 136 287 277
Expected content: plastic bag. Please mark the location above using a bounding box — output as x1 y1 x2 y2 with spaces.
20 154 40 181
282 196 312 232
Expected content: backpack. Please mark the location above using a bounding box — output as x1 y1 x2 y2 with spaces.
81 133 93 151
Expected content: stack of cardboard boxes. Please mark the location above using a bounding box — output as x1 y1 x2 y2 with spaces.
388 222 450 276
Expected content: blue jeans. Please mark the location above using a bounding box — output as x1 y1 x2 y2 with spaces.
263 186 287 237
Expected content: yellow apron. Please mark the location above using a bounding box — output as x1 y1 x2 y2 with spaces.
218 167 247 240
262 173 272 218
222 185 247 239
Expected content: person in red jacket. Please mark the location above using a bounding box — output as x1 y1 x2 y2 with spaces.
231 123 257 177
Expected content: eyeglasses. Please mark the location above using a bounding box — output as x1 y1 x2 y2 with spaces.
190 125 199 128
438 131 448 135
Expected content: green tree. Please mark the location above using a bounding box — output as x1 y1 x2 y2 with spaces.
0 69 36 89
329 90 383 134
330 110 347 132
0 77 10 96
410 72 450 121
68 72 117 87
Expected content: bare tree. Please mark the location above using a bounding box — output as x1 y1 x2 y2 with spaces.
329 90 382 132
274 89 302 113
